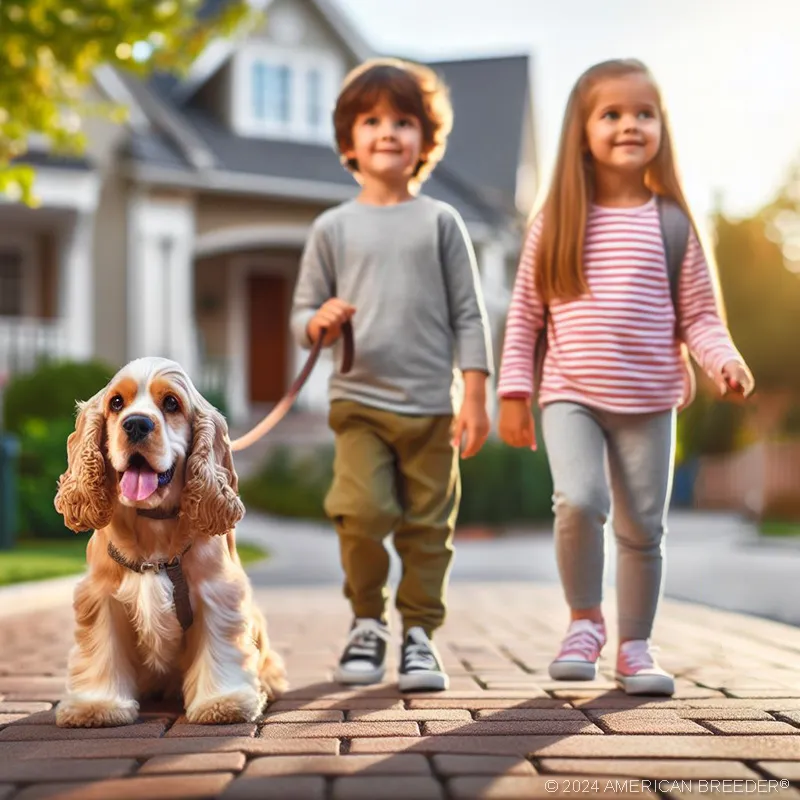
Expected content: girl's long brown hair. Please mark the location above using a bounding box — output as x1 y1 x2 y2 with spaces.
535 59 698 304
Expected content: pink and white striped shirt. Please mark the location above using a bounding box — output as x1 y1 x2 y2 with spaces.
497 197 740 444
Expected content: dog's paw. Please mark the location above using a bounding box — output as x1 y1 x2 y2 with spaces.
185 687 266 724
56 696 139 728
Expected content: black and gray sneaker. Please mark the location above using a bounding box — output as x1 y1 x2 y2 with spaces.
398 627 449 692
333 618 390 685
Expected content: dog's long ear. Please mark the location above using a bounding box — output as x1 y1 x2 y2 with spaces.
54 389 114 533
181 399 245 537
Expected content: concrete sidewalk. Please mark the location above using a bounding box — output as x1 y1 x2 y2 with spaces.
2 582 800 799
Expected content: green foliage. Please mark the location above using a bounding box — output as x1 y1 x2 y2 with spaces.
781 401 800 438
3 359 114 538
240 446 333 522
2 359 114 433
15 417 74 539
0 538 89 585
240 439 555 528
760 519 800 537
1 0 258 204
458 439 553 525
0 537 268 586
713 212 800 394
676 391 749 463
201 388 228 420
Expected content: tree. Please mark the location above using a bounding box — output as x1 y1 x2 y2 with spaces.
0 0 257 204
712 197 800 394
676 162 800 461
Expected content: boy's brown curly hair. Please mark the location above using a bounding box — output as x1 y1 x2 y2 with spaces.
333 57 453 186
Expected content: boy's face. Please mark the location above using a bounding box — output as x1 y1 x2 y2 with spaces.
345 98 425 186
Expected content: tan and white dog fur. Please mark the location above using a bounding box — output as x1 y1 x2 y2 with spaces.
53 357 286 727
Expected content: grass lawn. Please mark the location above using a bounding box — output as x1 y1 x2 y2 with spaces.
0 539 269 587
759 520 800 537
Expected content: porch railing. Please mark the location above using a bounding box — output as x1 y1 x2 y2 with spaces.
196 356 229 409
0 317 67 379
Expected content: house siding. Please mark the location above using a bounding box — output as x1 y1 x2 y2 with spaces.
195 195 329 235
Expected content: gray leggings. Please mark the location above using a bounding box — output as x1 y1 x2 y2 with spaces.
541 401 676 641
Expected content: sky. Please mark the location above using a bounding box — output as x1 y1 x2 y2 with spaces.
336 0 800 223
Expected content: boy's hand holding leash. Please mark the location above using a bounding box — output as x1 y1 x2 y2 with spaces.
308 298 356 345
497 397 535 449
718 359 755 400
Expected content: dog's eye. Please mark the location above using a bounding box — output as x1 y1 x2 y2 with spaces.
109 395 124 412
163 395 180 413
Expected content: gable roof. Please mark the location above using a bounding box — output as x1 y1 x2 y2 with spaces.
174 0 373 104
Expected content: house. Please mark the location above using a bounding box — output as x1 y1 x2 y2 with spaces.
0 0 538 425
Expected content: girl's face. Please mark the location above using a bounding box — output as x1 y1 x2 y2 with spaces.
345 97 425 186
584 74 662 173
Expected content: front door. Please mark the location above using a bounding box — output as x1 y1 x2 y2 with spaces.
247 273 288 403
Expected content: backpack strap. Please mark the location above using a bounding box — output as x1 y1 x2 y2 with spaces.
656 195 690 311
656 194 696 409
532 304 549 400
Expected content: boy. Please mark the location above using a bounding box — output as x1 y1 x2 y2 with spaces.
290 58 493 692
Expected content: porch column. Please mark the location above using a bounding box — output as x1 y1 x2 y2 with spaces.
226 263 248 423
60 212 96 361
478 239 509 421
127 195 197 377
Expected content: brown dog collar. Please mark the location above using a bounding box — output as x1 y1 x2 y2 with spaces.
107 542 194 631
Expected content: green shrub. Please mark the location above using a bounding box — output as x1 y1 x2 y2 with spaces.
3 359 115 433
459 439 553 525
781 400 800 438
240 446 333 521
240 438 554 527
677 393 748 462
202 389 228 419
15 417 75 539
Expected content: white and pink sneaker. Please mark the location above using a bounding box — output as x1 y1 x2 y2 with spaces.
549 619 606 681
616 639 675 696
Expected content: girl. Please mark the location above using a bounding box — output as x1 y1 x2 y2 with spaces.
497 59 754 696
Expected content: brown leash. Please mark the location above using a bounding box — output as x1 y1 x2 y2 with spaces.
230 321 354 452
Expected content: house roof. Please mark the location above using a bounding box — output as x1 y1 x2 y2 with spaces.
431 55 531 219
116 2 533 230
175 0 373 104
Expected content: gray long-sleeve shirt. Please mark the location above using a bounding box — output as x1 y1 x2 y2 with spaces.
290 196 494 415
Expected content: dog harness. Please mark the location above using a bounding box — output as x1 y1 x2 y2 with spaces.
107 541 194 631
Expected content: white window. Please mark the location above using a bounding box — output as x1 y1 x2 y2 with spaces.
252 62 292 123
233 45 343 143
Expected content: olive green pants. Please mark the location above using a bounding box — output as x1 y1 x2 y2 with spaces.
324 399 460 636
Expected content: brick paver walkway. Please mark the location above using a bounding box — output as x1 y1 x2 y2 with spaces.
2 582 800 798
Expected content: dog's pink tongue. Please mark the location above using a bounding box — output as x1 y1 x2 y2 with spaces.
120 467 158 501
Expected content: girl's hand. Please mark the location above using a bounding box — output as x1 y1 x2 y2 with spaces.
307 298 355 346
718 360 755 399
498 397 535 448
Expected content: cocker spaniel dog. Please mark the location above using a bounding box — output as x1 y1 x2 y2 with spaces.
53 356 286 727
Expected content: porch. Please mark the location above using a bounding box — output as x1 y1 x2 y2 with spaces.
0 165 99 385
193 242 333 425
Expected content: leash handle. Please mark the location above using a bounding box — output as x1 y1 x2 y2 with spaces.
229 320 353 452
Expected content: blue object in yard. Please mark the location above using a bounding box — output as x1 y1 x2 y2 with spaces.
0 434 20 550
671 457 698 508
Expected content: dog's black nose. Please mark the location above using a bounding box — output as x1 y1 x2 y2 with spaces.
122 414 155 443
